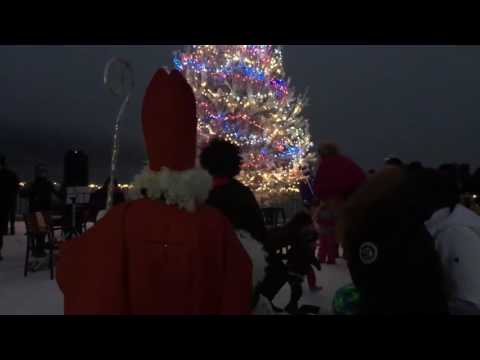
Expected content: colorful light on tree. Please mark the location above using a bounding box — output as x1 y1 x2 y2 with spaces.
173 45 316 201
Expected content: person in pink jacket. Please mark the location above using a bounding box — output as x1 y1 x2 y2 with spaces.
312 143 366 264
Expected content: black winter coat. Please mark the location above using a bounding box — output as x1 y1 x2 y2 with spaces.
28 178 56 213
0 168 19 211
206 178 267 243
266 224 319 276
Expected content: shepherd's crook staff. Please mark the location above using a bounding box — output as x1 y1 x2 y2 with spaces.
104 58 134 210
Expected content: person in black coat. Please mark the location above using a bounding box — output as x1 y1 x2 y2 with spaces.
8 195 18 235
28 165 57 214
200 138 267 244
25 164 59 257
0 155 19 260
338 166 449 315
200 139 268 309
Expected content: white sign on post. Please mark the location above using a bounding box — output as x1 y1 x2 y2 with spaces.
66 187 91 205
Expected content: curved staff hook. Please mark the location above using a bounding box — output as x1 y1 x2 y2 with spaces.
103 57 134 210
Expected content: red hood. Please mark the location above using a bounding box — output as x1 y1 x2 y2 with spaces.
314 155 366 201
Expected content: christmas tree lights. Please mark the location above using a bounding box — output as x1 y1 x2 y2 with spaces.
174 45 316 201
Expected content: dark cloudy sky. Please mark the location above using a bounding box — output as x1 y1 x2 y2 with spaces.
1 45 480 183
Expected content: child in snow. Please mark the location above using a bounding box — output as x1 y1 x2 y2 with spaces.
262 211 321 314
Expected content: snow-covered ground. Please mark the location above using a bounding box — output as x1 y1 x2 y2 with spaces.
0 222 63 315
0 222 351 315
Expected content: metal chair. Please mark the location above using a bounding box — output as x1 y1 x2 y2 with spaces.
262 207 287 229
23 212 60 280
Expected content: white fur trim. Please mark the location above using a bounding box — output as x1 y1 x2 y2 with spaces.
130 166 213 212
235 230 268 288
96 209 107 222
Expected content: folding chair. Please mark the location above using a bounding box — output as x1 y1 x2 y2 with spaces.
262 207 287 229
23 212 60 280
44 212 65 239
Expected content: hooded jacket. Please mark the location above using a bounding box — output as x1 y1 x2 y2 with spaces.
425 204 480 312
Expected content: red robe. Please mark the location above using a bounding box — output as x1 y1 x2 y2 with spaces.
56 199 253 315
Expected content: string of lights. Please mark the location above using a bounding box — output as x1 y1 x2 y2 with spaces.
17 182 132 191
173 45 317 201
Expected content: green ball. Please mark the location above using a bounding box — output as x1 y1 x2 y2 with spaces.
332 284 360 315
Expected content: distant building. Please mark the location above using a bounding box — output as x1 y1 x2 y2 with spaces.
64 149 89 187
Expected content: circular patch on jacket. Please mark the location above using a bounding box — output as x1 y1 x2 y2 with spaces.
359 242 378 265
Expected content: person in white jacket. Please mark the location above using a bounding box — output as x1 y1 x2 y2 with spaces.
423 167 480 314
425 204 480 314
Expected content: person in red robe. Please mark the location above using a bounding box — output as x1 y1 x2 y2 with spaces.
56 69 253 315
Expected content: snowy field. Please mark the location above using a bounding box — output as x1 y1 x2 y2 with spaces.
0 222 351 315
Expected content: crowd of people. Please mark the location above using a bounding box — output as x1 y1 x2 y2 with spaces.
332 157 480 314
2 68 480 315
0 159 126 264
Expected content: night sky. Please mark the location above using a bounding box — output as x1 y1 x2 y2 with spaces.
1 45 480 183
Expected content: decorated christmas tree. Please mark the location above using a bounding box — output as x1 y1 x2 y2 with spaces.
173 45 316 202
